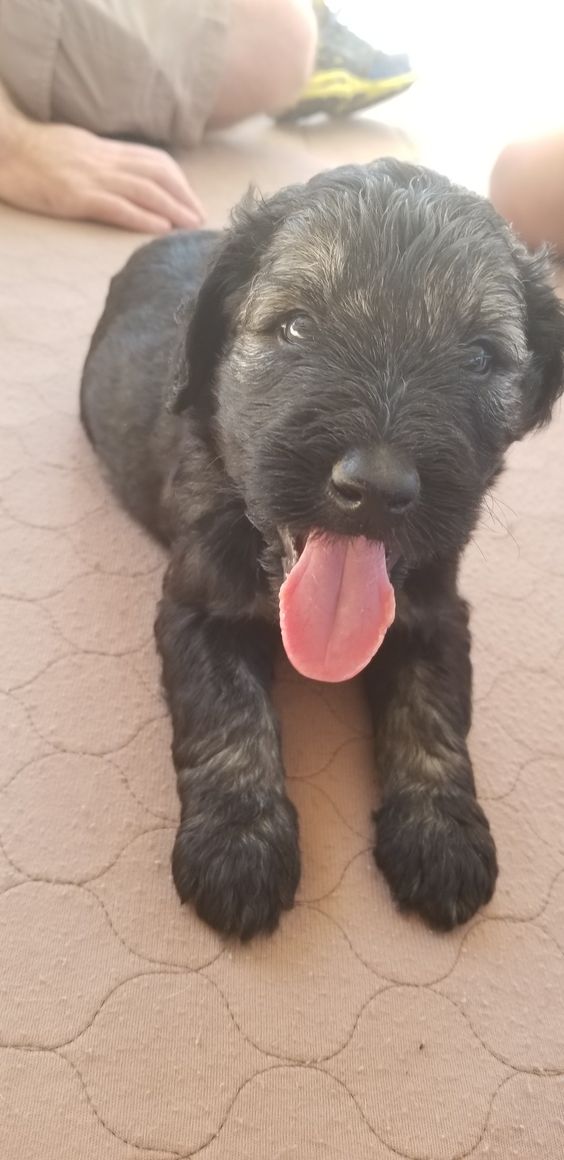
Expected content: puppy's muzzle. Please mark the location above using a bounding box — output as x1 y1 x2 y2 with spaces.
329 445 420 524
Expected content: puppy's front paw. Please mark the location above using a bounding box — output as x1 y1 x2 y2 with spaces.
374 786 498 929
172 790 300 939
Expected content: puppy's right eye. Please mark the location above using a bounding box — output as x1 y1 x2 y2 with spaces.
463 343 495 376
279 314 313 344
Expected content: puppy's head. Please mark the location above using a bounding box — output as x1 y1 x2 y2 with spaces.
173 159 564 680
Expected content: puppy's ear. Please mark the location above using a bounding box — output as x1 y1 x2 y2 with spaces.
169 189 296 417
516 246 564 432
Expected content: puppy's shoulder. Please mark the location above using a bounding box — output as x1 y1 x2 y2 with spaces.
109 229 221 304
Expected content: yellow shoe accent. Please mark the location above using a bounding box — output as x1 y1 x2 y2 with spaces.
281 68 415 120
304 67 415 104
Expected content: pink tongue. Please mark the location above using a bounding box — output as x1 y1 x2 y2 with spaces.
279 534 396 683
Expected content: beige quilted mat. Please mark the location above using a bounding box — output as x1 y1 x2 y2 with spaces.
1 127 564 1158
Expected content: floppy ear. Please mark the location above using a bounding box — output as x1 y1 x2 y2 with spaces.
516 245 564 432
169 187 298 418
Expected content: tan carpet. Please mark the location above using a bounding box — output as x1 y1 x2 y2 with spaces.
1 122 564 1158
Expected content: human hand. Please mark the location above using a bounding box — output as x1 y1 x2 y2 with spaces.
0 121 205 232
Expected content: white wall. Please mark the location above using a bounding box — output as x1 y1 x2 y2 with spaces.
330 1 564 190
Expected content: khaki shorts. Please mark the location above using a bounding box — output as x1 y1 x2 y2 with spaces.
0 0 229 148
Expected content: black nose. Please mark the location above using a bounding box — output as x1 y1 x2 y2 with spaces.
330 447 420 518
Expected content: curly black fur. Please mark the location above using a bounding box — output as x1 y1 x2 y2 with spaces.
80 159 564 937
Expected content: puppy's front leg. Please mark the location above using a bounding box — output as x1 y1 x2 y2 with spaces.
155 595 299 939
365 566 498 929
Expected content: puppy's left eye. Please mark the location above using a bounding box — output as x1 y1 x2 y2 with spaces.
464 344 494 376
279 314 314 344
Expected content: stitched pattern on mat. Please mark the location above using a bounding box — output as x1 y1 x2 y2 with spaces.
1 217 564 1159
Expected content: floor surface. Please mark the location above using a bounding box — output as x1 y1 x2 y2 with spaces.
1 89 564 1160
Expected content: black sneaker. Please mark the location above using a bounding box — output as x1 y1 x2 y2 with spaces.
279 1 414 121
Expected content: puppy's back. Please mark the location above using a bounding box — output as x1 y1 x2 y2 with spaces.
80 230 218 535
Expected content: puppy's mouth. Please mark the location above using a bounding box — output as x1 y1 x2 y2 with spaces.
277 528 397 684
279 529 305 578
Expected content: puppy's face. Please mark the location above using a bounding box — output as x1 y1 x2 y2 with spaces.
173 161 564 680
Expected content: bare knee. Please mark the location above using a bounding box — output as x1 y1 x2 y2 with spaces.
261 0 318 112
490 136 564 252
490 143 536 235
210 0 317 127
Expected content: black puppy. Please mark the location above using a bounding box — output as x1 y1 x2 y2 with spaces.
81 159 564 938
